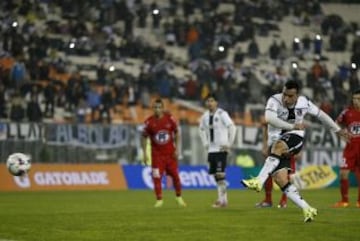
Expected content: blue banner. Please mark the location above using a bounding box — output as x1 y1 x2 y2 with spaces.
122 165 245 190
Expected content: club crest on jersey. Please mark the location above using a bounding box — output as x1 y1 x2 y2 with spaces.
154 130 170 144
296 109 302 116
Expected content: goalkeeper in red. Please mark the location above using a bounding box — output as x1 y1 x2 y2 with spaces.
142 98 186 208
333 89 360 208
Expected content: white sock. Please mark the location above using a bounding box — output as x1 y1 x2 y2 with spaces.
283 183 310 209
257 155 280 186
217 181 227 203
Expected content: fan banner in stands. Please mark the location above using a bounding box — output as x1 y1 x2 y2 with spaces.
45 124 131 149
0 164 127 191
122 165 245 190
0 122 43 141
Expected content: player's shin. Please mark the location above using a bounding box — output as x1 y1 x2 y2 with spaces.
216 174 227 204
257 155 280 186
282 182 310 209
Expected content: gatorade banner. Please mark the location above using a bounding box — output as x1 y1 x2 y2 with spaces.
0 164 127 191
123 165 245 190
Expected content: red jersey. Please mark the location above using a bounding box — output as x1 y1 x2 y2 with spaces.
337 106 360 143
142 113 178 156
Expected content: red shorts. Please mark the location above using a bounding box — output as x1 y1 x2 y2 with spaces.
151 154 179 178
341 142 360 171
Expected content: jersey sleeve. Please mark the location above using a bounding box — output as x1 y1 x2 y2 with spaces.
169 114 178 133
307 99 321 116
220 110 235 127
265 96 279 113
336 109 347 125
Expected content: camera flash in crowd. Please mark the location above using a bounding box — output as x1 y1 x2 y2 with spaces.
152 9 160 15
218 46 225 52
315 34 321 40
12 21 18 28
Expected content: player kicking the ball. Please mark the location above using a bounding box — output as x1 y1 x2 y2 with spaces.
241 80 350 222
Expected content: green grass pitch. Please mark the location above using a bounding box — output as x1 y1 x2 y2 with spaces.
0 188 359 241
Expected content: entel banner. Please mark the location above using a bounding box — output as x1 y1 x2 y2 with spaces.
0 164 127 191
123 165 245 190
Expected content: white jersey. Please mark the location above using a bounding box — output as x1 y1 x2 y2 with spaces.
265 93 321 146
199 108 236 153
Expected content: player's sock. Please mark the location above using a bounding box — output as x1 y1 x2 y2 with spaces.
217 180 227 204
258 155 280 186
355 170 360 203
172 174 182 197
264 177 273 203
153 177 162 200
282 183 310 209
340 179 349 202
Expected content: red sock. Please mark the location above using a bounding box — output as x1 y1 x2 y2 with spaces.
264 177 273 203
355 170 360 202
172 174 182 197
153 177 162 200
340 179 349 202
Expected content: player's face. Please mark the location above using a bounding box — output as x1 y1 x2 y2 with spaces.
282 88 298 108
206 97 217 111
352 94 360 109
153 102 164 117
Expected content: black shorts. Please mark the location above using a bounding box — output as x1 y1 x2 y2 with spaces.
208 152 227 174
272 133 303 173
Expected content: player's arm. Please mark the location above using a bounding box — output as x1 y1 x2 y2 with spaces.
198 115 209 150
171 116 181 160
141 134 149 165
141 122 150 165
308 101 350 142
220 111 236 152
265 110 300 130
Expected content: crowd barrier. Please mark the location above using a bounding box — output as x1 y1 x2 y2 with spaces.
1 164 357 191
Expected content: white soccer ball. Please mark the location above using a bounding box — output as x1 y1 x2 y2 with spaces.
6 153 31 176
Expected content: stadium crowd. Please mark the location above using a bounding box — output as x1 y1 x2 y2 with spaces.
0 0 359 124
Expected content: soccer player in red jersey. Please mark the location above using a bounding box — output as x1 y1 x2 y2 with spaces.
333 89 360 208
141 98 186 208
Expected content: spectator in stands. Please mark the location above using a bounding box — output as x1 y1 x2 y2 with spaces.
99 85 113 123
10 56 27 89
87 85 101 123
75 97 88 123
9 93 25 122
27 94 42 122
247 38 260 59
44 81 56 118
269 40 281 61
0 84 8 119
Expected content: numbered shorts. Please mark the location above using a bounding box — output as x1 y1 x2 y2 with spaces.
151 154 179 178
272 133 303 173
208 152 228 174
341 142 360 171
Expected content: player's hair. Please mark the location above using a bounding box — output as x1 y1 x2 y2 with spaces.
284 80 300 93
352 88 360 96
153 98 164 106
205 93 218 101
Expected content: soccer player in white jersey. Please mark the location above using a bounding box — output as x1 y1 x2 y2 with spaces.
241 80 350 222
199 93 236 208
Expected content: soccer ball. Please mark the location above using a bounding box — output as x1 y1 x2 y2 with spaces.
6 153 31 176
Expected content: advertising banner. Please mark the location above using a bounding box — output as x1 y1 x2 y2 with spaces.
0 164 127 191
123 165 245 190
